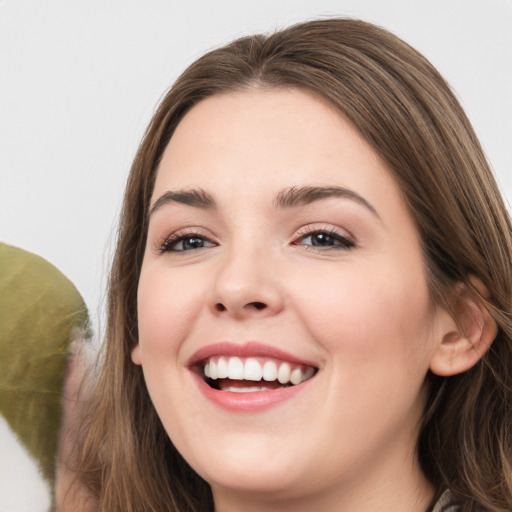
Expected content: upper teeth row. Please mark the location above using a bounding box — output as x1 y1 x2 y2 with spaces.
204 356 315 385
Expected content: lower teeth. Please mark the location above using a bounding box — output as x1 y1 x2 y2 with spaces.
224 386 269 393
207 378 291 392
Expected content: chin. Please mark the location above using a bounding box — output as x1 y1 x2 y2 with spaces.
182 436 307 496
205 464 307 503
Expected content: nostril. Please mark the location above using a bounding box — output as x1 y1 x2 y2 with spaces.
250 302 267 310
213 301 267 313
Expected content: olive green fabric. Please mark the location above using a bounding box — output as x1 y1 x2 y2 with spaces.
0 243 89 488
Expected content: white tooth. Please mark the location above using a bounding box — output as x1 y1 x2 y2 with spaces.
209 360 218 380
217 357 228 379
244 358 263 381
204 362 211 378
290 368 302 385
228 356 244 380
262 360 277 381
225 386 262 393
277 362 291 384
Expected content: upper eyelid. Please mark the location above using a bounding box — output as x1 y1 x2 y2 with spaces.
293 223 355 240
159 226 216 240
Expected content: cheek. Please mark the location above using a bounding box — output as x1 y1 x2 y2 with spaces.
289 259 434 372
137 263 207 360
136 263 210 432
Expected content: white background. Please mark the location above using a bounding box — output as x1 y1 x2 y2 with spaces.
0 1 511 509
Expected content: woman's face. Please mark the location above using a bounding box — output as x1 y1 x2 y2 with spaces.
134 89 445 508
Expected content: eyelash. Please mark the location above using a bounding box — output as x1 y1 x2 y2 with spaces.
157 226 356 254
156 229 217 254
292 226 356 251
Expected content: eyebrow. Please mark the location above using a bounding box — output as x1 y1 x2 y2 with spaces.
149 188 216 216
273 186 379 217
149 185 379 218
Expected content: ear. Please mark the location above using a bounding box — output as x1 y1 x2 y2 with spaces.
429 276 497 377
131 343 142 365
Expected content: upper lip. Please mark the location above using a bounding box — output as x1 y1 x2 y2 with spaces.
187 341 318 368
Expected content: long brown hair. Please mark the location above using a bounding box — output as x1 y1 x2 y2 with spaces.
73 18 512 511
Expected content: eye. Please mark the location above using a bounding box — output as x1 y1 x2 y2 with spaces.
158 232 217 253
294 228 355 250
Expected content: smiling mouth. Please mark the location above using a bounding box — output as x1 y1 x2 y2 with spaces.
200 356 317 393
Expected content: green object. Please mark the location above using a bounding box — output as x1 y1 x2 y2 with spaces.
0 243 89 489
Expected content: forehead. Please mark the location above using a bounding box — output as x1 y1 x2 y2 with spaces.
153 88 401 213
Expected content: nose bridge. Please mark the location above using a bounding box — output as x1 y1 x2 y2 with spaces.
209 233 283 317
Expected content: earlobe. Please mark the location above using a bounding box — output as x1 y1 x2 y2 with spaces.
131 343 142 365
429 277 497 377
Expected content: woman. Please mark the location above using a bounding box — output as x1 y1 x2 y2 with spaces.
69 18 512 511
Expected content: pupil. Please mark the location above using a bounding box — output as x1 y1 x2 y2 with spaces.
184 237 204 250
312 233 333 246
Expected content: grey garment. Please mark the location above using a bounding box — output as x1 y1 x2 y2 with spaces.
432 490 459 512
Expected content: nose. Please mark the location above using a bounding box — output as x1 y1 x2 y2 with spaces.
208 245 284 319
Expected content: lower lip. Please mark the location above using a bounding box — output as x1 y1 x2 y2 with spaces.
191 372 313 412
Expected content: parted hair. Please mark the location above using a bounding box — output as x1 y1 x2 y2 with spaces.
74 18 512 511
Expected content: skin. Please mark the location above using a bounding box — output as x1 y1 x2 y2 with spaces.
132 88 458 511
